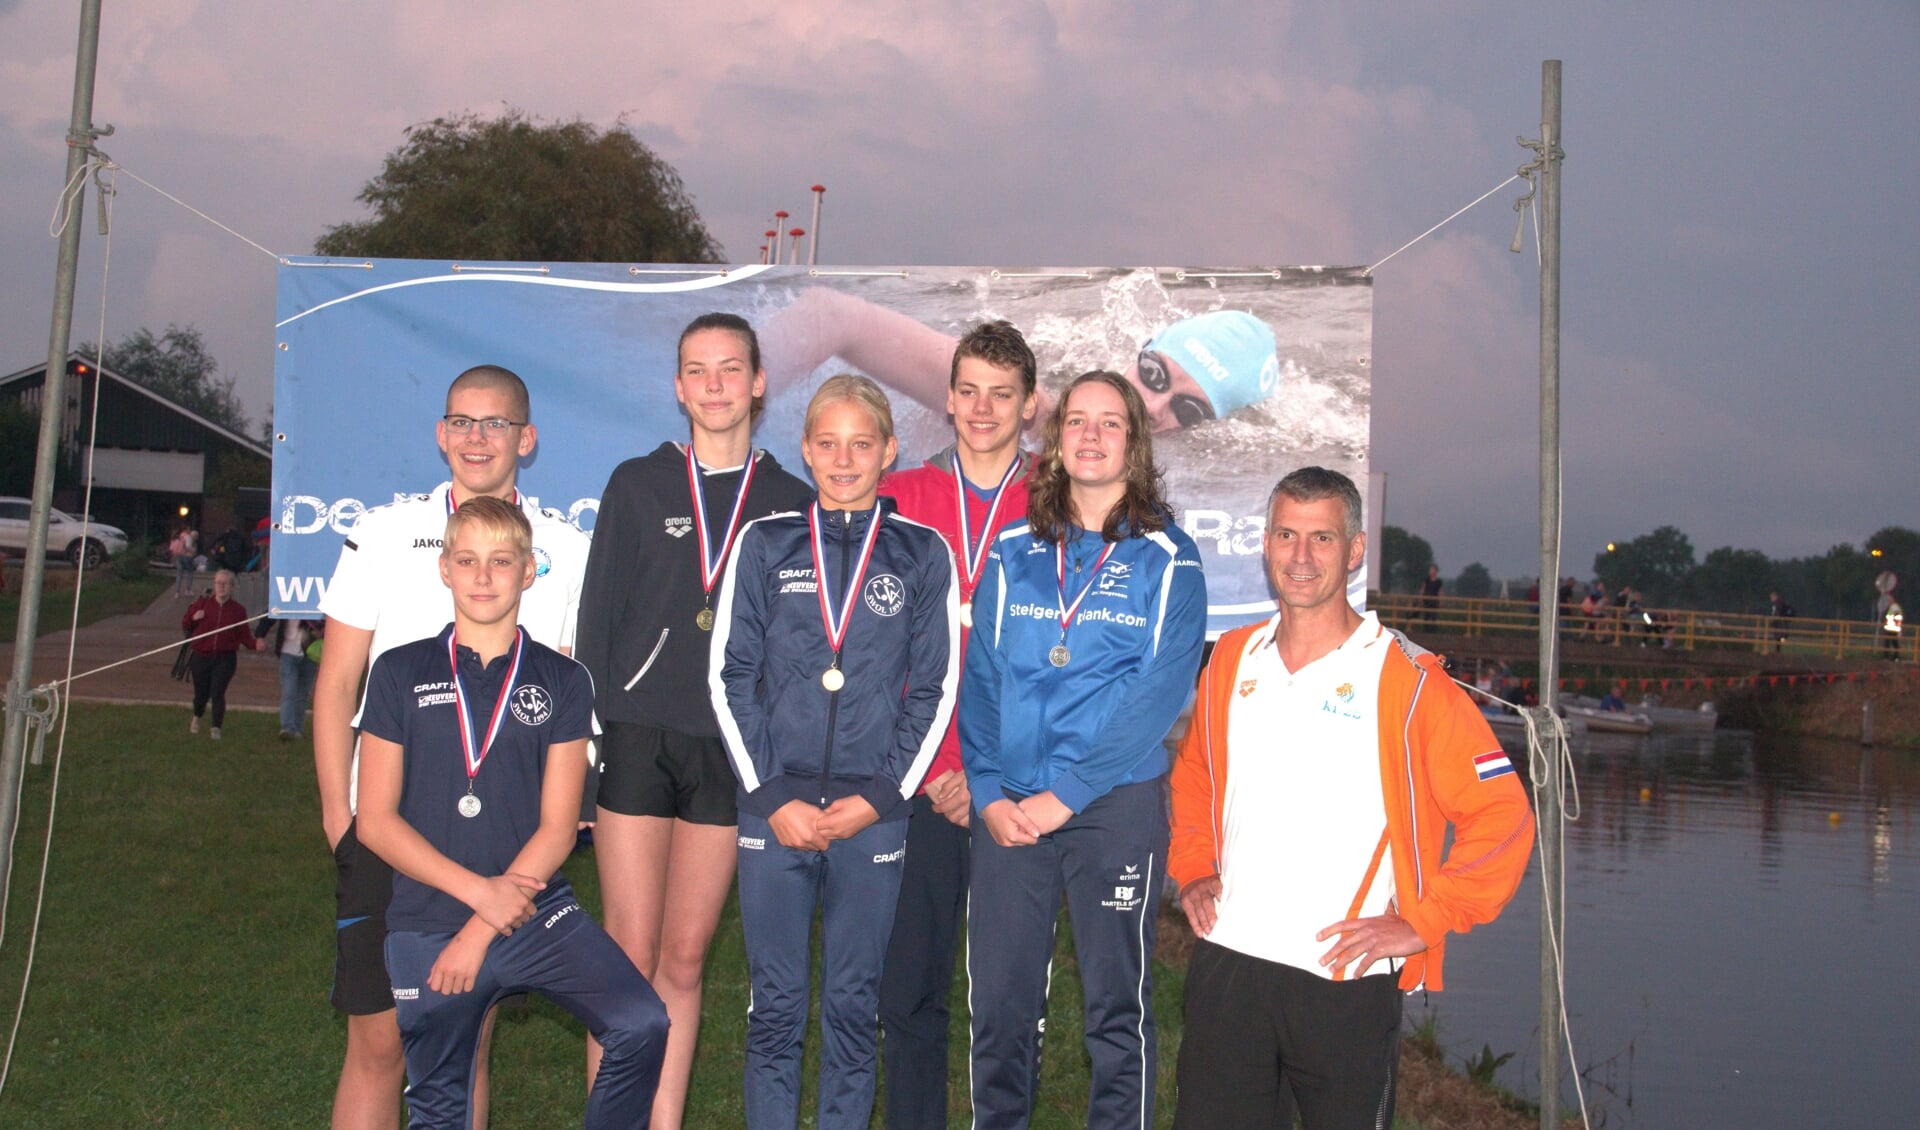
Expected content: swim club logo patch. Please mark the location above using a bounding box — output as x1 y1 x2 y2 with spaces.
864 574 905 617
1322 681 1361 720
1094 561 1131 599
664 516 692 539
531 545 552 578
510 684 552 726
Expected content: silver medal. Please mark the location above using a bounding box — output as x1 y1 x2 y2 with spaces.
458 791 482 819
822 666 846 692
959 601 974 629
1048 644 1071 668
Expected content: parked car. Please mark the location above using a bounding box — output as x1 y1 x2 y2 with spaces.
0 496 130 568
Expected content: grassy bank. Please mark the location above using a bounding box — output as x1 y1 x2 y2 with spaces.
0 563 169 638
0 704 1534 1126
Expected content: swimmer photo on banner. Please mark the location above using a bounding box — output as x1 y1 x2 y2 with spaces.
271 261 1372 635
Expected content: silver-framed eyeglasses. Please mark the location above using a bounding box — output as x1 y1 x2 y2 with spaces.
442 415 527 434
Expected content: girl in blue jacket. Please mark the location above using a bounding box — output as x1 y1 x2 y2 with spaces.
960 370 1206 1129
709 374 958 1129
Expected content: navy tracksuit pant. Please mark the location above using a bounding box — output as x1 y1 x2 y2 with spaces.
385 884 668 1129
878 792 971 1128
736 809 909 1129
966 779 1168 1130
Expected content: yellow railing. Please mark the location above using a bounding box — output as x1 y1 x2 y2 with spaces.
1367 592 1917 663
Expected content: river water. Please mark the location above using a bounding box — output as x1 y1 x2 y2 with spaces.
1411 728 1918 1129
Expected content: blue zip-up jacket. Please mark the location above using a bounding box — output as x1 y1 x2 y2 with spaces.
710 499 959 822
960 519 1206 814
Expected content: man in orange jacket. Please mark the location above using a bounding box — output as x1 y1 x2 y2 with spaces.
1167 466 1534 1129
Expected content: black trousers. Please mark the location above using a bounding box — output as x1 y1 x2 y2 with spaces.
1175 938 1402 1130
188 651 238 726
878 793 971 1129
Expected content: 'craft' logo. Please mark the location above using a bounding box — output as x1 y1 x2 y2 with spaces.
510 684 552 726
864 574 905 617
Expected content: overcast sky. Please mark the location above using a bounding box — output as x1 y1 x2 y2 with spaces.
3 2 1914 578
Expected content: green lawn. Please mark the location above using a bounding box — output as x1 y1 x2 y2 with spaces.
0 704 1438 1127
0 568 169 638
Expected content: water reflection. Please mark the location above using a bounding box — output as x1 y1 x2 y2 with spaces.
1409 729 1919 1130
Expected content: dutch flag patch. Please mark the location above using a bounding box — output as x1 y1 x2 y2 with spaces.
1473 751 1516 782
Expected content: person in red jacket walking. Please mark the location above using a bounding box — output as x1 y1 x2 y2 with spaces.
182 568 262 739
873 320 1038 1128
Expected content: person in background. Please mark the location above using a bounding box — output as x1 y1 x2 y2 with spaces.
258 616 325 741
1420 563 1443 629
1767 591 1795 654
170 524 198 598
183 568 264 739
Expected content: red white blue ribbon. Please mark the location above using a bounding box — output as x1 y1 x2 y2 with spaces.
1055 538 1118 635
688 446 759 599
809 503 885 660
448 626 525 785
952 453 1021 600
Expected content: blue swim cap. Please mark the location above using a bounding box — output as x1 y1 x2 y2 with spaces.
1146 310 1281 417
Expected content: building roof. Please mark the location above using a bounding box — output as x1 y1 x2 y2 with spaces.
0 351 271 460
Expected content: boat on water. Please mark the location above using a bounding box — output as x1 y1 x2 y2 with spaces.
1480 706 1586 736
1566 694 1717 732
1563 704 1654 734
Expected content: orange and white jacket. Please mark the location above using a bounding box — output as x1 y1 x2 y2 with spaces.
1168 621 1535 991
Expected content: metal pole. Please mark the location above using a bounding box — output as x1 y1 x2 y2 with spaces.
808 185 825 266
1535 58 1566 1130
1 0 107 934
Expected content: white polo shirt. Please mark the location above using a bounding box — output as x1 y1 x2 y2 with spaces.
318 482 590 807
1205 611 1399 980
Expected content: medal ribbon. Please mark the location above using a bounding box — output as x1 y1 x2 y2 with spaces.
447 627 526 786
808 503 885 659
687 446 759 598
1054 537 1118 635
952 453 1021 599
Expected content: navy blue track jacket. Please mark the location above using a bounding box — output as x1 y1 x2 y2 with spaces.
710 499 959 822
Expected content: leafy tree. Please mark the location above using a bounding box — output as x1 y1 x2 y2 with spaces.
1689 547 1775 613
1593 525 1695 605
0 402 80 499
1379 525 1435 594
88 326 249 436
316 108 722 263
1453 562 1494 599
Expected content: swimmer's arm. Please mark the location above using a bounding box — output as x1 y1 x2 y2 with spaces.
759 288 958 413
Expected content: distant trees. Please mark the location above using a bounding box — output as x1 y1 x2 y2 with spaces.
315 108 722 263
1379 525 1435 594
86 325 249 436
1593 525 1695 605
1453 562 1495 599
1383 521 1920 622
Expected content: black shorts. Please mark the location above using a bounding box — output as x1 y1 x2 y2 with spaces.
595 721 737 825
331 817 396 1015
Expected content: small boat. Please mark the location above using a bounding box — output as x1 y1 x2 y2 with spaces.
1564 704 1654 734
1567 695 1717 732
1480 705 1586 735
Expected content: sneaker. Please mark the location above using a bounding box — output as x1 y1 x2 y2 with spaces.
210 727 222 740
278 731 293 743
189 717 200 734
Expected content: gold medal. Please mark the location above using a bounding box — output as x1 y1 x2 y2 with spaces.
696 607 715 631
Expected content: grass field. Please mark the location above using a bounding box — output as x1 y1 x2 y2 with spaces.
0 567 169 639
0 704 1501 1127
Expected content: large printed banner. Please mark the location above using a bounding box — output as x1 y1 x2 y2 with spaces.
272 262 1371 636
